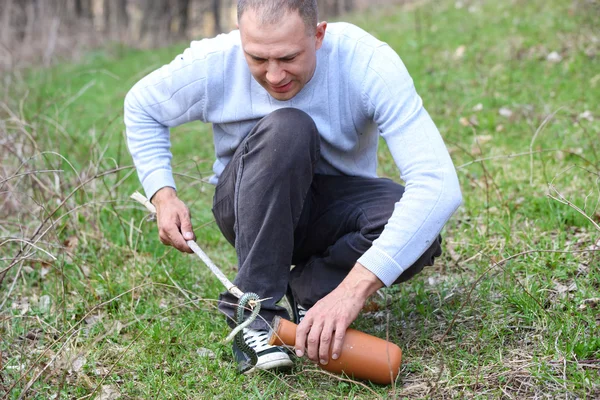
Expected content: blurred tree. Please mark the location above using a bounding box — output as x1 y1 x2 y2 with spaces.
103 0 129 38
213 0 221 34
177 0 191 37
103 0 111 33
74 0 93 20
115 0 129 32
140 0 171 45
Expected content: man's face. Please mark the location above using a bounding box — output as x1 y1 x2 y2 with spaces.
239 10 326 101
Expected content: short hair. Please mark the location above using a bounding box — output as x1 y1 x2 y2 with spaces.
237 0 318 34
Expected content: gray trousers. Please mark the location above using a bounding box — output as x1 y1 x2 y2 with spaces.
213 108 442 330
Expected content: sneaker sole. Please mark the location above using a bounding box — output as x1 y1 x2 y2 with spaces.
244 353 294 374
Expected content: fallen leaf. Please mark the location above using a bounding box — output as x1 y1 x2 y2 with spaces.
578 298 600 310
472 103 483 112
63 236 79 252
496 124 504 132
578 110 594 122
12 298 30 315
72 355 86 373
474 135 492 146
196 348 216 359
554 282 577 296
454 45 466 60
41 265 51 278
39 295 51 313
95 366 109 376
98 385 120 400
85 314 103 327
21 328 43 341
459 117 470 126
362 298 381 312
546 51 562 63
499 107 513 118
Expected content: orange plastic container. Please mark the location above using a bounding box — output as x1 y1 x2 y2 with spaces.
268 316 402 384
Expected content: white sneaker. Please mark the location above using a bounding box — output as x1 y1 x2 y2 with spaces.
233 328 293 374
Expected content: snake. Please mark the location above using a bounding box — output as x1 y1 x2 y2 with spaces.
233 292 261 373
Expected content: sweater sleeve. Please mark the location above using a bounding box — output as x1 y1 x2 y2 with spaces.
356 44 462 286
124 41 212 200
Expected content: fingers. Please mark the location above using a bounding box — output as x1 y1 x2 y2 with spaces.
164 222 193 253
318 321 335 365
180 209 196 242
294 318 310 358
295 315 335 365
156 199 194 253
331 320 347 361
293 287 361 365
306 320 323 362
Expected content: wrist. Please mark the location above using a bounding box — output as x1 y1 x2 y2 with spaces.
340 262 384 301
151 186 177 205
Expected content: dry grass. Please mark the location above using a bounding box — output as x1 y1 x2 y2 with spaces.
2 0 600 398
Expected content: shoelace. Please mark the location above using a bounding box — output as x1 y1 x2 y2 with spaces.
297 304 307 323
243 329 273 353
296 304 308 324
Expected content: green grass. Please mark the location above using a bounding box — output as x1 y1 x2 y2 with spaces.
2 0 600 398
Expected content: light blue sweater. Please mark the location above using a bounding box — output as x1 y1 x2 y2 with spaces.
124 22 462 286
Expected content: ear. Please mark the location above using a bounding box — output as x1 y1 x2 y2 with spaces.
315 21 327 50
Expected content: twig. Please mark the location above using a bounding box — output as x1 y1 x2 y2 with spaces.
529 108 563 185
58 80 96 113
0 169 62 185
17 328 83 400
162 263 201 310
0 259 24 312
439 248 600 343
2 282 155 397
0 165 133 286
547 184 600 232
0 238 57 261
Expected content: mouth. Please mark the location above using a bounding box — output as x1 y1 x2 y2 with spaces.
270 81 293 93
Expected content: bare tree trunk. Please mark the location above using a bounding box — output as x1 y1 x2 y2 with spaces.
14 1 28 41
75 0 93 20
344 0 354 13
50 0 68 18
103 0 111 33
115 0 129 38
75 0 83 17
213 0 221 34
177 0 191 37
1 0 14 45
140 0 171 46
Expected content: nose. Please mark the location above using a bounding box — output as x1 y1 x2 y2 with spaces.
265 61 285 85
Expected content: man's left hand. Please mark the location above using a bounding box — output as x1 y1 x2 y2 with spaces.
294 263 383 365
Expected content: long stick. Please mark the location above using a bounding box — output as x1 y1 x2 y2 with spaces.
130 191 244 299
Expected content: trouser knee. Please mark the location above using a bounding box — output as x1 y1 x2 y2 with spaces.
247 108 320 170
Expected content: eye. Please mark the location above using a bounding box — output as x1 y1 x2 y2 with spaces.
281 56 297 62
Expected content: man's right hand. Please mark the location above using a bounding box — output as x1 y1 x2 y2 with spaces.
151 187 196 253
